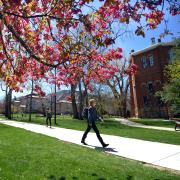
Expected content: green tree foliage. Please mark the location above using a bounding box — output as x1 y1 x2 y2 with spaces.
157 38 180 114
165 39 180 81
159 79 180 114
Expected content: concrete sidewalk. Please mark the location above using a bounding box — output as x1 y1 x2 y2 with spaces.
0 120 180 172
114 118 177 132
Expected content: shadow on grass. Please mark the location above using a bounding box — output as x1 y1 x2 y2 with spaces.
47 175 67 180
47 174 107 180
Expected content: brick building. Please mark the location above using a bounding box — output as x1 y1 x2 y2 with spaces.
130 39 174 118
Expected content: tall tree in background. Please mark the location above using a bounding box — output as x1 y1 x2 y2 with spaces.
106 58 135 117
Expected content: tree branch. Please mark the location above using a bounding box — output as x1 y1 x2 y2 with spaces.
0 13 61 68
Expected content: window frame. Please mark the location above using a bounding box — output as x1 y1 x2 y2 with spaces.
147 81 154 94
143 96 149 106
168 49 174 62
141 56 148 69
148 54 154 67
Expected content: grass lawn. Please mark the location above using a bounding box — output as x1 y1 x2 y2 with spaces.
0 124 180 180
1 114 180 146
128 118 176 128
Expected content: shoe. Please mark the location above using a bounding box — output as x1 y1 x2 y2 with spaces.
81 141 88 145
103 144 109 148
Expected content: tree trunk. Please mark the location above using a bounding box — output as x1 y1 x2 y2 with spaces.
4 86 12 119
42 102 46 117
97 89 103 116
117 100 123 116
5 86 8 117
54 67 57 124
7 89 12 119
82 80 88 106
122 98 127 118
71 84 79 119
50 86 53 113
78 80 84 120
29 79 34 121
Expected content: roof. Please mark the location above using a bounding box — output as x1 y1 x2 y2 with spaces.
131 42 174 56
57 100 72 104
19 93 46 99
47 90 80 102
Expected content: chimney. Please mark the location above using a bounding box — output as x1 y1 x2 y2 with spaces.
151 37 155 45
158 38 161 43
130 49 135 54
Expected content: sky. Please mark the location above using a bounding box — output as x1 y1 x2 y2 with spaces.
0 1 179 100
118 14 180 56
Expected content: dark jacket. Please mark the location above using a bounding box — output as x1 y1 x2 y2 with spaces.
88 107 99 124
46 109 52 118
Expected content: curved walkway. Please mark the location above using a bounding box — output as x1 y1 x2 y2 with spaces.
114 118 177 132
0 120 180 172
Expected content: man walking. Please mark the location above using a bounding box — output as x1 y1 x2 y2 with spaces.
46 108 52 128
81 99 109 148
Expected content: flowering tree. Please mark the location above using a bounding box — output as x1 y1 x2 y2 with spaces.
0 0 179 99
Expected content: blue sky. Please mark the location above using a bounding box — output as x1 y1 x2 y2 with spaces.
119 14 180 56
0 2 179 100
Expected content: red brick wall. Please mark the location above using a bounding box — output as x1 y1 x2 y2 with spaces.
130 45 173 118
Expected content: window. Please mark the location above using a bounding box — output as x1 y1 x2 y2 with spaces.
149 55 154 67
168 49 174 62
157 97 163 106
148 82 154 94
143 96 149 106
141 56 148 68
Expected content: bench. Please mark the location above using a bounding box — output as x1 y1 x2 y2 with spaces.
172 118 180 131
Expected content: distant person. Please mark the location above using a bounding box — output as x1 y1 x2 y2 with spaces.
46 108 52 128
81 99 109 148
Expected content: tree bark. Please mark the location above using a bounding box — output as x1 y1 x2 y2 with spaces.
7 89 12 119
5 86 8 118
78 80 84 120
82 80 88 106
54 67 57 124
29 79 34 121
71 84 79 119
122 96 127 117
4 86 12 119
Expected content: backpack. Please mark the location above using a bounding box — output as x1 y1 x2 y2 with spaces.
46 110 52 118
82 107 89 120
47 112 52 118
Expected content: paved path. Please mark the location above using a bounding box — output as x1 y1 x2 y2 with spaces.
0 120 180 172
114 118 177 132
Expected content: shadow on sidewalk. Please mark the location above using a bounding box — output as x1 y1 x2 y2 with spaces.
88 145 118 153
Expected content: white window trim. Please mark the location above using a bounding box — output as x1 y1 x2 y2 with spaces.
148 54 154 67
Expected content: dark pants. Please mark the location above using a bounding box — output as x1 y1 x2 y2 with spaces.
81 122 105 146
46 117 51 127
